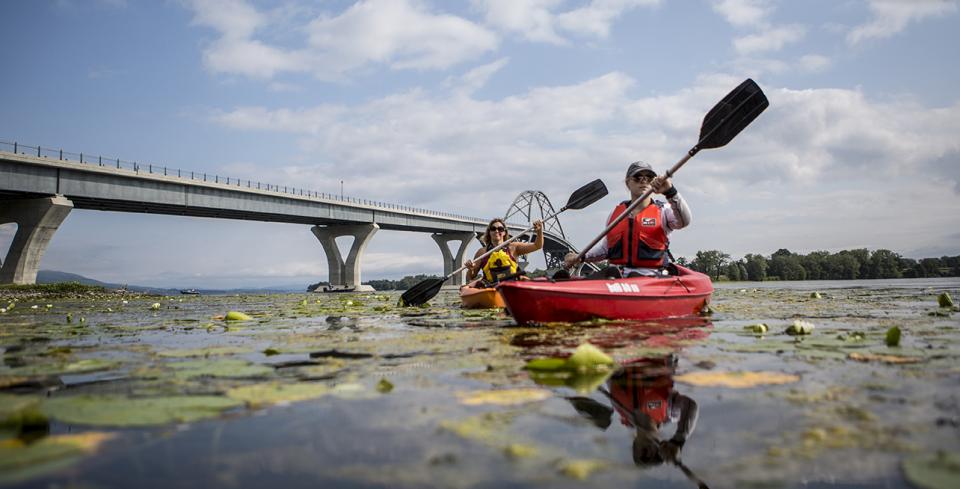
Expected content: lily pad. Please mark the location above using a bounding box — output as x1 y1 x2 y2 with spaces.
567 343 615 372
157 346 251 358
41 395 242 426
456 388 552 406
4 358 120 377
744 323 769 334
168 359 274 379
885 326 902 347
224 311 253 321
675 370 800 388
902 451 960 489
226 382 332 408
847 352 924 364
557 458 607 480
786 320 815 335
528 370 612 393
0 432 115 484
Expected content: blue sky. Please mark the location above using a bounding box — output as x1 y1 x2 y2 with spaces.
1 0 959 288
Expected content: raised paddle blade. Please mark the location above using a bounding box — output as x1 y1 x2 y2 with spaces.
399 278 445 307
697 78 768 150
563 179 608 210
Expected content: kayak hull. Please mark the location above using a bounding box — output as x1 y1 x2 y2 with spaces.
459 286 506 309
496 265 712 324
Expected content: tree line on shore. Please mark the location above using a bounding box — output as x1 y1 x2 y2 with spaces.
353 249 960 291
681 248 960 281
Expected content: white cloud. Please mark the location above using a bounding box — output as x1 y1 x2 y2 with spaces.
185 0 498 80
446 57 510 94
186 0 262 39
474 0 660 43
306 0 498 74
554 0 662 39
797 54 831 72
710 0 771 28
733 24 805 55
474 0 567 44
211 72 960 226
848 0 958 45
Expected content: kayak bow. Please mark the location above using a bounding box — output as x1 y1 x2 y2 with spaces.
459 285 507 309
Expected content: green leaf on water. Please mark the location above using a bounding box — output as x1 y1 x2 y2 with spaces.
566 343 614 373
902 451 960 489
5 358 120 377
938 293 954 308
524 358 569 371
41 395 242 426
224 311 253 321
528 370 612 393
886 326 902 347
158 346 251 358
226 382 331 408
0 432 115 484
168 359 274 379
786 320 815 335
744 323 769 334
376 378 394 393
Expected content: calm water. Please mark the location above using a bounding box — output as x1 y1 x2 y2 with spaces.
1 278 959 488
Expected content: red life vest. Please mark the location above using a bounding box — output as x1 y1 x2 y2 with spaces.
605 201 669 268
608 372 673 426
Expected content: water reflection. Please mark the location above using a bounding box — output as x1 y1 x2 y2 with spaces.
514 319 713 487
324 315 359 331
569 355 710 488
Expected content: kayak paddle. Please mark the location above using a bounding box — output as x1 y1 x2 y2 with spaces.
400 179 608 306
571 78 769 268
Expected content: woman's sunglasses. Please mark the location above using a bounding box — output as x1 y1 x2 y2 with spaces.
489 226 506 233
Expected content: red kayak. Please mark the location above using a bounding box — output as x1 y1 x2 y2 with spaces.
496 265 713 325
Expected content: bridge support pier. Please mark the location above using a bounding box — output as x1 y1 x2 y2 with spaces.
431 232 477 287
0 195 74 285
311 223 378 292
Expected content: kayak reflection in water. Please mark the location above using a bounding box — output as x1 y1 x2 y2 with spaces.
567 354 702 472
464 218 544 287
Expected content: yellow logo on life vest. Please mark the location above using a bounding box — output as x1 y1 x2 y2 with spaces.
483 250 518 283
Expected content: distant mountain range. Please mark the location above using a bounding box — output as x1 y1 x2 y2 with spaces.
36 270 305 294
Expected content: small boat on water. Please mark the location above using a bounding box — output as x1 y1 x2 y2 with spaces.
459 285 506 309
179 289 200 295
496 265 713 325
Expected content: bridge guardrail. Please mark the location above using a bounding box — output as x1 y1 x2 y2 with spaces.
0 139 503 226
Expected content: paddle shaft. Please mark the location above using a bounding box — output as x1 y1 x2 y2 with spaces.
447 205 569 281
573 148 697 263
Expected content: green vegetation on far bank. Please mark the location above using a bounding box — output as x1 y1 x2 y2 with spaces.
0 282 111 299
682 248 960 282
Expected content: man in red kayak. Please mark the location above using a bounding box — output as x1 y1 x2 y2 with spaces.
563 161 691 278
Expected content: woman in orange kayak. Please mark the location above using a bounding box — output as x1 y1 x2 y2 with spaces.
464 218 544 287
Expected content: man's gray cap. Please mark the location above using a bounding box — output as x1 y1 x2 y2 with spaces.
626 161 656 178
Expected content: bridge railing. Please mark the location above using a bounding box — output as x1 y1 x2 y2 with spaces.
1 140 494 224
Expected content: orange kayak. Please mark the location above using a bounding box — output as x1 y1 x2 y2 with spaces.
459 285 506 309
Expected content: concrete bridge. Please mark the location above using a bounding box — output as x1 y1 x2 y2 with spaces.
0 142 586 288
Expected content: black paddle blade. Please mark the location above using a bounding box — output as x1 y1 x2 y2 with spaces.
564 179 608 210
399 278 445 307
698 78 768 150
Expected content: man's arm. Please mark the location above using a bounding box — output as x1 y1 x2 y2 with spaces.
662 192 692 232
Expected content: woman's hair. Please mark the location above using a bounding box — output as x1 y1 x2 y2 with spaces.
482 218 511 247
